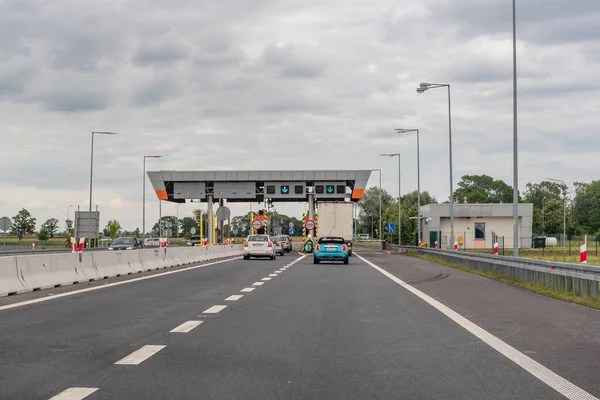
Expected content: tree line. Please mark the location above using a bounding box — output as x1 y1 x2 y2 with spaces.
357 174 600 244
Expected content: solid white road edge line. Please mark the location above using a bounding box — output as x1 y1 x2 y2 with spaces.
0 257 240 312
115 345 166 365
170 320 203 333
225 295 243 301
203 305 227 314
49 387 98 400
241 287 255 292
355 253 599 400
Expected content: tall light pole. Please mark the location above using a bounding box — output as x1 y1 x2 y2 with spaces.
548 178 567 246
417 83 454 249
376 169 382 241
143 155 162 241
381 154 401 245
66 205 72 233
396 128 421 245
89 131 117 248
511 0 520 256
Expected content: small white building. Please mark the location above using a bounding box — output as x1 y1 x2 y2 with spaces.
420 203 533 250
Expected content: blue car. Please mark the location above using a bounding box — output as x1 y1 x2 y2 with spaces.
314 237 349 264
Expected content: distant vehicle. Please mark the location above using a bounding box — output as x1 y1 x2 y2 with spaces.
243 234 276 260
281 235 292 252
317 201 354 256
272 236 285 256
314 236 349 265
143 238 160 248
108 237 142 251
188 235 203 246
357 234 370 240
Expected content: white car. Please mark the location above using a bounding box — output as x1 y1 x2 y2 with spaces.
243 234 276 260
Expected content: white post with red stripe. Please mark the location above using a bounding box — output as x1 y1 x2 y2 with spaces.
71 237 77 253
453 241 458 251
77 238 85 253
434 241 438 249
493 242 499 255
580 235 587 264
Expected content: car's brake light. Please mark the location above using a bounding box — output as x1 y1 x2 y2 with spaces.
268 242 273 248
244 242 248 247
342 245 346 251
316 244 320 251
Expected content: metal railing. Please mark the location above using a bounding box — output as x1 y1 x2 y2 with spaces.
387 245 600 299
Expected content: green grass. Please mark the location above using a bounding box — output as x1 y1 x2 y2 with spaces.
462 247 600 267
405 251 600 310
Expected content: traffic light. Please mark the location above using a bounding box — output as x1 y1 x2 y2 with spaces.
326 184 335 194
280 185 290 194
375 228 379 236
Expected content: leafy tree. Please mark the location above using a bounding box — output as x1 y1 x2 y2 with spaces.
383 190 438 245
572 180 600 235
105 220 122 239
38 229 49 241
453 174 514 204
41 218 60 238
179 217 198 237
134 228 140 238
152 216 179 237
523 180 566 234
10 208 36 241
358 186 394 235
65 219 73 234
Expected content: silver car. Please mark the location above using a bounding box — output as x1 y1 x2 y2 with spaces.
272 236 285 256
243 235 276 260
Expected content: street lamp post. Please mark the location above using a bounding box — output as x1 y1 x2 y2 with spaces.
381 154 401 245
89 131 117 248
542 196 546 234
66 205 72 234
143 155 162 241
511 0 520 256
548 178 567 246
396 128 422 245
417 83 454 249
377 169 382 241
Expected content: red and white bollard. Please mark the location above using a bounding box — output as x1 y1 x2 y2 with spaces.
493 242 499 255
71 237 77 253
77 238 85 253
32 243 35 250
434 241 438 249
580 235 587 264
453 241 458 251
160 238 168 248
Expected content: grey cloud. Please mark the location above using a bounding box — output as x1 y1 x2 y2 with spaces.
38 90 109 112
261 43 327 79
133 40 189 66
131 79 181 107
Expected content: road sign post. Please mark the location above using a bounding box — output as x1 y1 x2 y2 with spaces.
305 220 315 231
252 219 263 231
0 216 11 253
388 223 395 233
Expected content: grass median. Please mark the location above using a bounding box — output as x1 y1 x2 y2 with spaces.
405 250 600 310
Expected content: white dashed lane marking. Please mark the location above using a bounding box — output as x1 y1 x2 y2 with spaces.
115 345 166 365
268 274 278 277
170 320 203 333
49 387 98 400
261 277 272 281
252 282 264 286
225 295 243 301
274 271 282 274
241 287 255 292
203 305 227 314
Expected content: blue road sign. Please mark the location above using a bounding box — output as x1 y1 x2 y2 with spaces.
388 223 395 233
289 227 295 235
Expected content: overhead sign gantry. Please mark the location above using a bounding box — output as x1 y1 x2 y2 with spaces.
147 170 373 244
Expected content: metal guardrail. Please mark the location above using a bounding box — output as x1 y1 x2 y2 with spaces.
388 245 600 299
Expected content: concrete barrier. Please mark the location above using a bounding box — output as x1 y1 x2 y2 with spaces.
92 251 140 278
18 253 84 291
165 248 184 267
0 256 26 296
76 253 100 281
139 248 167 270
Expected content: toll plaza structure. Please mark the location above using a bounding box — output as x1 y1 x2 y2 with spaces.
147 170 372 248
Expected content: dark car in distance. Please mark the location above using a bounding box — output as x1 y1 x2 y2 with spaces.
108 237 142 251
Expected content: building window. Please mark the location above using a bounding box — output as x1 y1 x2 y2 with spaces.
474 222 485 239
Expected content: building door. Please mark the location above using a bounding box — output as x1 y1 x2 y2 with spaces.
474 222 486 249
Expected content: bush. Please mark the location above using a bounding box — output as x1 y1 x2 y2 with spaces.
38 229 50 241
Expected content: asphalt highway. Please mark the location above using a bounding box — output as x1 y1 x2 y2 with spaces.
1 249 597 399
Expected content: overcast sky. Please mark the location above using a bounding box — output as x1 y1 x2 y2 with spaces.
1 0 599 232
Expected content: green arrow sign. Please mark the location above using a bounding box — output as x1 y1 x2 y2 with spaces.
281 185 289 194
326 185 334 193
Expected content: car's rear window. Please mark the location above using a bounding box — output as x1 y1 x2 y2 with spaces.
190 236 200 240
248 235 268 242
318 237 345 244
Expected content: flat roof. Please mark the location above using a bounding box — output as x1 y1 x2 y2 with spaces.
420 203 533 218
147 170 373 203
